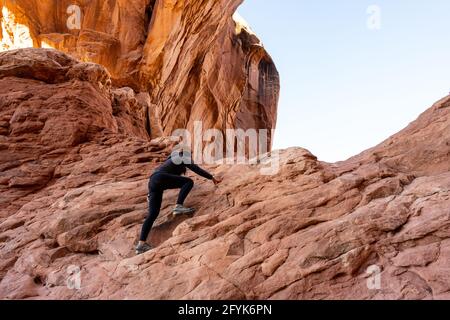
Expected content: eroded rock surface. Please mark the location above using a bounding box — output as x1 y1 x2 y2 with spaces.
0 0 280 143
0 48 449 300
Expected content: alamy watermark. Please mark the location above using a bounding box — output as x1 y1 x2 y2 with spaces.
67 4 82 30
366 265 381 290
367 5 382 31
66 265 81 290
169 121 280 176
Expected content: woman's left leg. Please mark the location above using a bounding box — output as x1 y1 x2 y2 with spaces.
175 177 194 205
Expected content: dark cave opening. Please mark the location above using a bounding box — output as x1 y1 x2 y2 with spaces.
143 0 157 38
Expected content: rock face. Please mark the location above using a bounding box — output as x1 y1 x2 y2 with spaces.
1 48 450 300
0 0 280 144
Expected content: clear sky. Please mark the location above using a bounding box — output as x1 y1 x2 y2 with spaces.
238 0 450 162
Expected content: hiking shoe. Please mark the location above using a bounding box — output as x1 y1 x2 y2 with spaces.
173 204 195 216
135 243 152 255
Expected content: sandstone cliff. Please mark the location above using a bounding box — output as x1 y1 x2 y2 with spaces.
0 49 449 299
0 0 279 144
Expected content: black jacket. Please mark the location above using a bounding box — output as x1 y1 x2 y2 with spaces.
153 151 213 180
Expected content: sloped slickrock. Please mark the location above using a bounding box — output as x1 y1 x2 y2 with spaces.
1 48 450 299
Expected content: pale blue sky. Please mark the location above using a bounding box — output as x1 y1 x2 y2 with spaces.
238 0 450 162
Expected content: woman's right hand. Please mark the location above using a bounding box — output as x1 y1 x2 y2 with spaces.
212 176 222 185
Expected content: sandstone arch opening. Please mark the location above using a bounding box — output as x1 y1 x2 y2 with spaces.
0 6 34 50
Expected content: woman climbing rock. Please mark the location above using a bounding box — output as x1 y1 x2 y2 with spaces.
136 148 222 255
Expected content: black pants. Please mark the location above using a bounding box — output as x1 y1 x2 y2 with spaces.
139 173 194 241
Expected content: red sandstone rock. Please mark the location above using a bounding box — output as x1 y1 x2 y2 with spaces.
0 0 280 144
0 48 449 300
